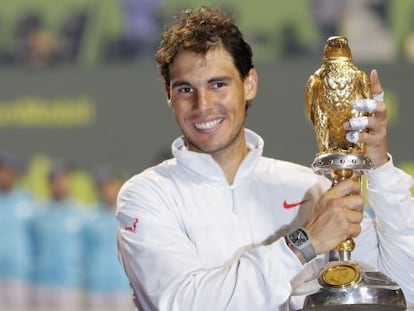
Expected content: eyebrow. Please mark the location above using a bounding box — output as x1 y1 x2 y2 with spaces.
208 76 232 84
171 80 191 89
171 76 232 89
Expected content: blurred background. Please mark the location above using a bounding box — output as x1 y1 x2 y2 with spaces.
1 0 414 310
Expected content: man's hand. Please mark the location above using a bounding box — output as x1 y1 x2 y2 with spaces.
304 179 364 255
343 69 389 168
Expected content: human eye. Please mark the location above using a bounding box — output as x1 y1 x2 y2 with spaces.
211 81 227 89
171 85 193 97
178 86 193 94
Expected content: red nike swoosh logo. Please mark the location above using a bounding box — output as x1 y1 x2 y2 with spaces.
283 199 308 209
125 218 139 233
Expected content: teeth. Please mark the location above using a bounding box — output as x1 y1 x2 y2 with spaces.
194 118 223 130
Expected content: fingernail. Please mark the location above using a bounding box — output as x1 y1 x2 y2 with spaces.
343 121 350 130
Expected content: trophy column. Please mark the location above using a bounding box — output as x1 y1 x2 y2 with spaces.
299 36 406 310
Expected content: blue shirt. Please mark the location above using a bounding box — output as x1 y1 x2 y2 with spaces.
83 203 130 292
31 199 86 288
0 188 35 280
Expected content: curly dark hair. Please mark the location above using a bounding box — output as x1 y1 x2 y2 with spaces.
155 6 254 86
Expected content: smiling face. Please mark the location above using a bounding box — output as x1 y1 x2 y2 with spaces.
167 46 257 161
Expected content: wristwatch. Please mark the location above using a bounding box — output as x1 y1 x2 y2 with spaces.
285 227 316 263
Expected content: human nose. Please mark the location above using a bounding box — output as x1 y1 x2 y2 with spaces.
193 89 213 111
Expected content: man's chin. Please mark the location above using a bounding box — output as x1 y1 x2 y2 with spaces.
187 140 222 154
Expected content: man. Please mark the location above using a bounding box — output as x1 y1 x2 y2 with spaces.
116 6 414 310
83 167 134 311
0 154 35 311
31 161 86 311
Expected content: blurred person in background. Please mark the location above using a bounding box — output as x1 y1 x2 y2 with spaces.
106 0 164 61
121 0 164 59
0 153 35 311
311 0 346 55
404 31 414 63
9 11 57 67
56 10 88 64
30 160 86 311
83 167 134 311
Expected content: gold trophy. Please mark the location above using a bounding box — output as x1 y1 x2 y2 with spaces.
300 36 407 310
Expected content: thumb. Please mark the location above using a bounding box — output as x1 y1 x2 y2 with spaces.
370 69 384 97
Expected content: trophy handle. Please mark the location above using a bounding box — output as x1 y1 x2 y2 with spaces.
330 171 362 261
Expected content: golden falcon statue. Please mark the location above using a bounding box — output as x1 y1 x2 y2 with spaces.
305 36 371 156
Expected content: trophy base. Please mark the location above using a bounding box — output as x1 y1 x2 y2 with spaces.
298 261 407 310
312 153 373 181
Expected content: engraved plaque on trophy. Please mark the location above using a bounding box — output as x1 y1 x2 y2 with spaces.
300 36 406 310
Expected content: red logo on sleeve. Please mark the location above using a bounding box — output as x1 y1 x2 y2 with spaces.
283 199 309 209
125 218 139 233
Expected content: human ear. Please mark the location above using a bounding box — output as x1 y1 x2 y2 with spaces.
164 83 172 107
244 68 258 101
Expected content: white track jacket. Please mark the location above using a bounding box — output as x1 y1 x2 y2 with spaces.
116 129 414 310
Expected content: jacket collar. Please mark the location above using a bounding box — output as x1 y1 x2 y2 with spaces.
171 129 264 185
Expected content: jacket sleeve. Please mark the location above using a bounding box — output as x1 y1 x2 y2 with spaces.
115 175 306 311
357 156 414 306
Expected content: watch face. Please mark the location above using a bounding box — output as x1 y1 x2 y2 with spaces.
290 228 309 247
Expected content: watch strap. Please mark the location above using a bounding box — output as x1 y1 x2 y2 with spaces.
286 227 316 263
300 239 317 262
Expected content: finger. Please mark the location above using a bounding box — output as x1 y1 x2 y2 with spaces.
353 98 377 113
372 100 386 114
347 116 368 131
342 195 364 212
356 126 387 145
370 69 384 100
373 91 384 102
345 131 359 144
330 179 361 197
348 223 362 238
341 204 364 237
369 69 388 126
